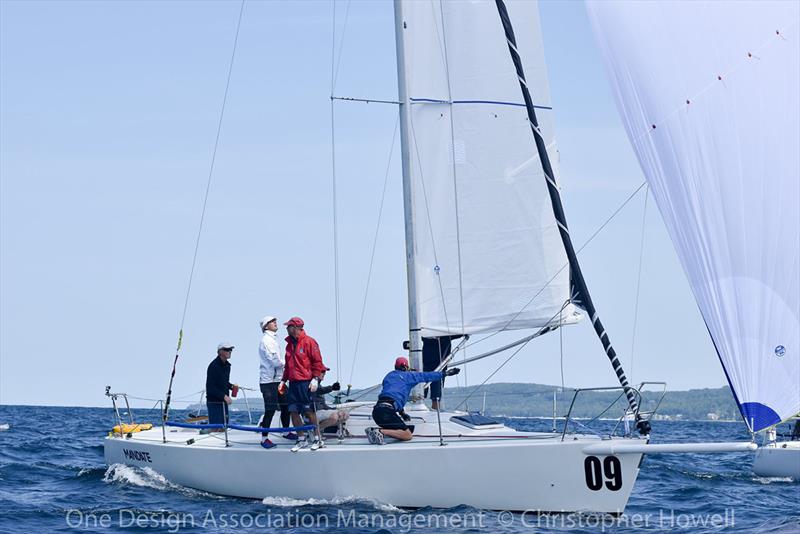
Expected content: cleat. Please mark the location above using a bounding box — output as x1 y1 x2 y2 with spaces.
290 438 308 453
260 438 276 449
365 427 384 445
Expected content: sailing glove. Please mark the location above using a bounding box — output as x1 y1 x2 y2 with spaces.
331 381 341 391
444 368 461 377
400 411 411 422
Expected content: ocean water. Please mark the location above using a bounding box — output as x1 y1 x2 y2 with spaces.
0 405 798 533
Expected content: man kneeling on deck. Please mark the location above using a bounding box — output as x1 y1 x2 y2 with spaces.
365 357 460 445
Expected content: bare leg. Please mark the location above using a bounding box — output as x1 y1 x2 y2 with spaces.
317 414 339 432
431 399 441 411
305 410 320 441
290 412 305 438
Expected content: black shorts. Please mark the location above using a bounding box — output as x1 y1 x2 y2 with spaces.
287 380 313 413
260 382 287 411
372 402 414 432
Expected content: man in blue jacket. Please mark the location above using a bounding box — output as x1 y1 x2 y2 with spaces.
365 356 460 445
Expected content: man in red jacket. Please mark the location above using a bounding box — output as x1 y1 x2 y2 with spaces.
280 316 327 451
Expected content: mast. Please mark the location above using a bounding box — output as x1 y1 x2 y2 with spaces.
393 0 424 400
494 0 649 435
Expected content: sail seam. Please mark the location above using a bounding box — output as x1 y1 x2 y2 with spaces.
410 97 552 109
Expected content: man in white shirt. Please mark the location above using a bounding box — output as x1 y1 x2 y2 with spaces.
258 315 289 448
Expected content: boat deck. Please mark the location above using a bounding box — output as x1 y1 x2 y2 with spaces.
113 405 622 452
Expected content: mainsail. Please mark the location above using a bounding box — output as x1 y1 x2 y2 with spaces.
397 0 578 337
587 1 800 432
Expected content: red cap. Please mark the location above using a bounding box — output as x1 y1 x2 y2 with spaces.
394 356 409 370
284 317 304 327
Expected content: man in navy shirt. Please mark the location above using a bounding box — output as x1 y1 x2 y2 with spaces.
366 356 460 444
206 342 237 427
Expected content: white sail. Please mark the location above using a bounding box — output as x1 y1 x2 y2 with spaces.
587 1 800 431
399 0 577 337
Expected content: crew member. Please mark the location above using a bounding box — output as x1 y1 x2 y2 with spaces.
279 317 327 451
309 368 343 434
366 356 460 445
257 315 289 449
422 335 463 410
206 342 237 429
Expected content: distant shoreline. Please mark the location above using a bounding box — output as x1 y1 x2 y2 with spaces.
0 381 741 422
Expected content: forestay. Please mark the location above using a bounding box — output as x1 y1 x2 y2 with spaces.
400 0 578 337
587 1 800 431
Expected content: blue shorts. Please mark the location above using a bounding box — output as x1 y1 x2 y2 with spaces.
286 380 313 413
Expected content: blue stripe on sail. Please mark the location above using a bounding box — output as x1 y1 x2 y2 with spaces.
410 97 552 110
739 402 781 432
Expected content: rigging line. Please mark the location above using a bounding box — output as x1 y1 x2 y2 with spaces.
330 100 342 378
331 96 402 105
347 116 400 385
447 328 549 366
329 0 349 378
434 0 469 392
407 107 456 337
178 0 245 332
559 300 567 395
347 383 382 401
452 306 567 412
331 0 352 94
629 185 649 383
163 0 245 423
459 179 649 352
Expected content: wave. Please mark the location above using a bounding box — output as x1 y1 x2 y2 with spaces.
103 463 173 490
752 476 796 485
102 464 222 499
261 495 401 512
76 466 107 479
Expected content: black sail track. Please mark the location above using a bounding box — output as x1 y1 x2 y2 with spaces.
494 0 650 435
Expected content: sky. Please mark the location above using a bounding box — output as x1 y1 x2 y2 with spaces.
0 0 728 408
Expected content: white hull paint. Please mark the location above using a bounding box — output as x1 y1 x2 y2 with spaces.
752 442 800 479
104 409 643 512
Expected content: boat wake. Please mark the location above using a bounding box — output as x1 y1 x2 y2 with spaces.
102 464 222 499
103 464 172 490
261 495 401 512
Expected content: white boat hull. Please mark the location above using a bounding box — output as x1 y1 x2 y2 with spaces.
752 442 800 479
104 409 643 512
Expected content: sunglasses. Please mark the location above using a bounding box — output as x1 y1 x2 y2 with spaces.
221 347 234 352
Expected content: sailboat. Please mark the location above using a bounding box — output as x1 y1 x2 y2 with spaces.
104 0 758 512
587 1 800 479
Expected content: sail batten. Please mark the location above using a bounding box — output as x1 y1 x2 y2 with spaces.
588 1 800 432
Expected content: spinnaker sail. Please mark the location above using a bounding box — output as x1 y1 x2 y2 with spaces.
587 0 800 431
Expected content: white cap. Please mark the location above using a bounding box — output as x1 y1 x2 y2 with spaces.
217 342 235 350
259 316 276 329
